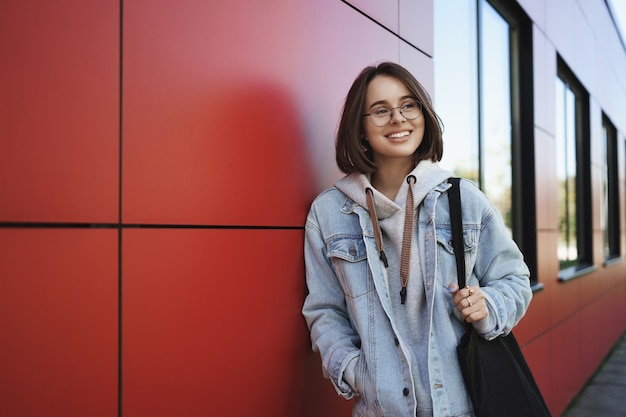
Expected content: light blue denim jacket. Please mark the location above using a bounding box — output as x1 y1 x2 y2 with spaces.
302 162 532 417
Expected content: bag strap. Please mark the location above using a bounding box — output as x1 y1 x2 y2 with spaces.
448 177 466 288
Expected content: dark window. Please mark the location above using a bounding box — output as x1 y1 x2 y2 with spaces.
556 57 593 279
602 114 620 261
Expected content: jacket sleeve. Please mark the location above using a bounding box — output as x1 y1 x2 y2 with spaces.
462 181 533 340
301 203 361 399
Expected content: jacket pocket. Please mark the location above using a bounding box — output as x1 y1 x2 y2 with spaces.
436 225 478 253
436 225 479 289
326 236 373 298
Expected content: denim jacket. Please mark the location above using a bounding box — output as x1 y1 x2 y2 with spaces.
302 162 532 417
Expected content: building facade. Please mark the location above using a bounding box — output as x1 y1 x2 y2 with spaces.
1 0 626 416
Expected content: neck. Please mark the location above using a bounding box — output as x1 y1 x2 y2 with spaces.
371 159 416 200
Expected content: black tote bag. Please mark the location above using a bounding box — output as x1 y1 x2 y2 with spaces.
448 177 551 417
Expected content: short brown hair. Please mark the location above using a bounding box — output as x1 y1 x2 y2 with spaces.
335 62 444 174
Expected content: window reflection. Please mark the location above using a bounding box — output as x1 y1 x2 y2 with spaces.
555 78 578 268
436 0 537 282
601 116 620 260
602 123 609 256
435 0 512 233
480 1 512 232
434 0 479 182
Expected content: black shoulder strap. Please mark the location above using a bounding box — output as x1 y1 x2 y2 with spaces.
448 177 466 288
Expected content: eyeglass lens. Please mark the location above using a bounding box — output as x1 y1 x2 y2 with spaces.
367 101 422 126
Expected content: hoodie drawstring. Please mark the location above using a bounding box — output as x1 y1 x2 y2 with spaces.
399 175 415 304
366 175 416 304
366 188 389 267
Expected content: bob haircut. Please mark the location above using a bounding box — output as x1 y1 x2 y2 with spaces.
336 62 444 174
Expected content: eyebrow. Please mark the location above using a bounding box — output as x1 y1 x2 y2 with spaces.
367 95 416 110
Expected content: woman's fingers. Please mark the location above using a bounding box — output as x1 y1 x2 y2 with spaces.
453 285 488 322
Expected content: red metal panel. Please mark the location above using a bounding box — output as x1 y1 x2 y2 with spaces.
579 300 606 379
595 286 626 357
122 228 307 417
302 349 354 417
550 273 580 325
521 335 553 416
610 280 626 338
122 0 400 226
0 229 118 417
514 288 550 345
0 0 119 223
579 272 603 308
346 0 398 34
122 0 317 226
534 131 557 230
549 317 583 416
515 232 555 344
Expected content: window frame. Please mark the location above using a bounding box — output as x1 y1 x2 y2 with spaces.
556 57 595 281
602 113 620 263
434 0 539 288
480 0 538 288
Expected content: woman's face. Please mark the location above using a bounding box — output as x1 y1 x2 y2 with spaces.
362 75 425 166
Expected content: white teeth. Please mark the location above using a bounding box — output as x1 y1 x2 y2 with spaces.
388 131 410 139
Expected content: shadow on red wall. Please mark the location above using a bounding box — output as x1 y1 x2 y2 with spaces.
122 80 352 416
123 79 316 227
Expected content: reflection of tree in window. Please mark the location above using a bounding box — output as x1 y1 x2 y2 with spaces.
555 78 578 268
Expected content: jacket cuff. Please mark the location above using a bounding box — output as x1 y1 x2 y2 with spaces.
477 291 501 340
330 350 360 399
472 305 497 336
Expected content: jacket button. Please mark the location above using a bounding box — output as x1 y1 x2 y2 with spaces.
394 337 400 346
403 387 410 396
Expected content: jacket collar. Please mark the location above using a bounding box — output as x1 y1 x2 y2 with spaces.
335 160 453 218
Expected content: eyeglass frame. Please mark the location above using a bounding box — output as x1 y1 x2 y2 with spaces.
361 99 423 127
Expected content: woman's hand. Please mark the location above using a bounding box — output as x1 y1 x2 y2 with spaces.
448 284 489 323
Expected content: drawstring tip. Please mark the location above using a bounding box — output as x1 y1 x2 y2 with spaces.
379 250 389 268
400 287 407 304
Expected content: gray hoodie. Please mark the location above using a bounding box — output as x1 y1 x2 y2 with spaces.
303 159 532 416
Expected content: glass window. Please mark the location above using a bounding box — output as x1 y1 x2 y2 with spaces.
480 1 512 231
435 0 537 281
556 59 593 277
434 0 479 182
555 78 578 267
602 115 620 260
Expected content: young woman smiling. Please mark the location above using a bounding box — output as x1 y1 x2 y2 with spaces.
302 62 532 417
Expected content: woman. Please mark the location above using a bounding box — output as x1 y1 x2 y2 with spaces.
302 62 532 417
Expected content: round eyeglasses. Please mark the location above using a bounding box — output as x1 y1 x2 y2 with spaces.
362 100 423 127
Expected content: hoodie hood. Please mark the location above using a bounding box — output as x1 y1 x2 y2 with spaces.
334 159 453 218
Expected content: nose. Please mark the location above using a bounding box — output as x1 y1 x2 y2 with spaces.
389 106 406 123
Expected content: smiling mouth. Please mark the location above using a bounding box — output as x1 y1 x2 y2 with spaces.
387 131 411 139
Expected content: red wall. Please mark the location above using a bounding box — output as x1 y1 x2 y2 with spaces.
1 1 626 417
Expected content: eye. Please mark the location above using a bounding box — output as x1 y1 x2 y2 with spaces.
401 101 417 111
372 107 390 116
